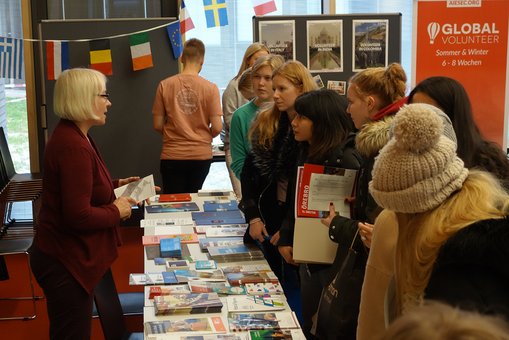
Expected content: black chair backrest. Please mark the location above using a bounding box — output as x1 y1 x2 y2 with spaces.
0 127 16 181
93 269 129 340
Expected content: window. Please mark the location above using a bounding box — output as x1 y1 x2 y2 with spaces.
184 0 321 92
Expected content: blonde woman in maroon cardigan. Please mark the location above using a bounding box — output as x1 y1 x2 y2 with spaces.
29 68 138 339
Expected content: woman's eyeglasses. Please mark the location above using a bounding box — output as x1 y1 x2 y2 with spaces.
97 93 110 99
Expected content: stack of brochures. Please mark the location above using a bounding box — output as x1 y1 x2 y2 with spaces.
153 293 223 315
207 244 264 263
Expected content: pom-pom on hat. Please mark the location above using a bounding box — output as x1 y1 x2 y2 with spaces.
369 103 469 213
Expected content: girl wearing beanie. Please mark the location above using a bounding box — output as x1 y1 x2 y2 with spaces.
409 76 509 189
370 104 509 323
277 89 362 338
320 62 407 339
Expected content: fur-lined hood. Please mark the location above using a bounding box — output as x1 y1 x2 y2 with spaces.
356 115 395 158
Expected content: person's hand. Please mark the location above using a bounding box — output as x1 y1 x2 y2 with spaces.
249 218 269 243
358 222 374 248
278 245 297 266
114 196 136 220
118 176 140 187
270 231 280 246
321 202 336 228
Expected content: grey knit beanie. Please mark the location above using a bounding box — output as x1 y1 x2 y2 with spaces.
369 103 468 213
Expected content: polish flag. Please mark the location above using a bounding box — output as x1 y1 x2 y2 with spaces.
252 0 277 16
180 0 195 34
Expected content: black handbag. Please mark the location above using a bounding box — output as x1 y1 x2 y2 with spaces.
312 229 366 340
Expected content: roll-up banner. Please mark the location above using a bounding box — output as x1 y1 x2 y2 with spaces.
413 0 509 149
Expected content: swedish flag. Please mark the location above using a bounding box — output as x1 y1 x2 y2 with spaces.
203 0 228 28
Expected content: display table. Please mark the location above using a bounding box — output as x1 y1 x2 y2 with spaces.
141 193 305 339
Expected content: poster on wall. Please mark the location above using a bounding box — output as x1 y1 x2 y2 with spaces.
352 19 388 71
259 20 295 61
413 0 509 148
306 20 343 73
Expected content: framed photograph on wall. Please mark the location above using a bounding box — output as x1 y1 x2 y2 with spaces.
306 20 343 73
352 19 388 72
259 20 295 61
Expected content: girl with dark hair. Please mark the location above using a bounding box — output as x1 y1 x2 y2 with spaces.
278 89 362 338
409 76 509 187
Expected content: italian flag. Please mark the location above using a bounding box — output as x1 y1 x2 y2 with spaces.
252 0 277 16
129 32 153 71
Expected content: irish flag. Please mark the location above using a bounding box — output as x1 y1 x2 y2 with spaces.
129 32 153 71
46 41 69 80
89 39 113 75
252 0 277 16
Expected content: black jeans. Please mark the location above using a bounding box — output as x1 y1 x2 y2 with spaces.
29 244 94 340
160 159 212 194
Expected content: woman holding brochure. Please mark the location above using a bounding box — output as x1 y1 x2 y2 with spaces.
29 68 139 339
276 89 361 338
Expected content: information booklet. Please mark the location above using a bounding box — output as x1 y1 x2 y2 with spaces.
295 164 357 218
249 329 307 339
114 174 156 203
148 285 191 299
153 293 223 315
203 200 239 212
158 193 192 202
129 272 178 285
144 316 226 336
226 271 279 286
226 295 286 312
227 312 299 332
146 202 200 213
245 282 284 296
180 335 241 340
191 210 246 225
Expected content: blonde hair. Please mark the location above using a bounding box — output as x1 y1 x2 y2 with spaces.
234 42 269 79
349 62 407 109
249 60 318 148
394 170 509 315
182 38 205 63
53 68 106 121
379 301 509 340
237 67 254 100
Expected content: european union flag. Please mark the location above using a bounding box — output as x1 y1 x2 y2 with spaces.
0 37 24 80
203 0 228 28
166 21 183 59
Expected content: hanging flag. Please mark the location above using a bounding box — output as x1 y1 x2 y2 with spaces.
167 21 183 59
46 41 69 80
180 0 195 34
0 37 24 80
129 32 153 71
203 0 228 28
252 0 277 16
89 39 113 76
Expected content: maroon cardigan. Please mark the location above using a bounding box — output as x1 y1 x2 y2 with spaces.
35 119 121 293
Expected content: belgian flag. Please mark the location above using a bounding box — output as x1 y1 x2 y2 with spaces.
89 39 112 75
